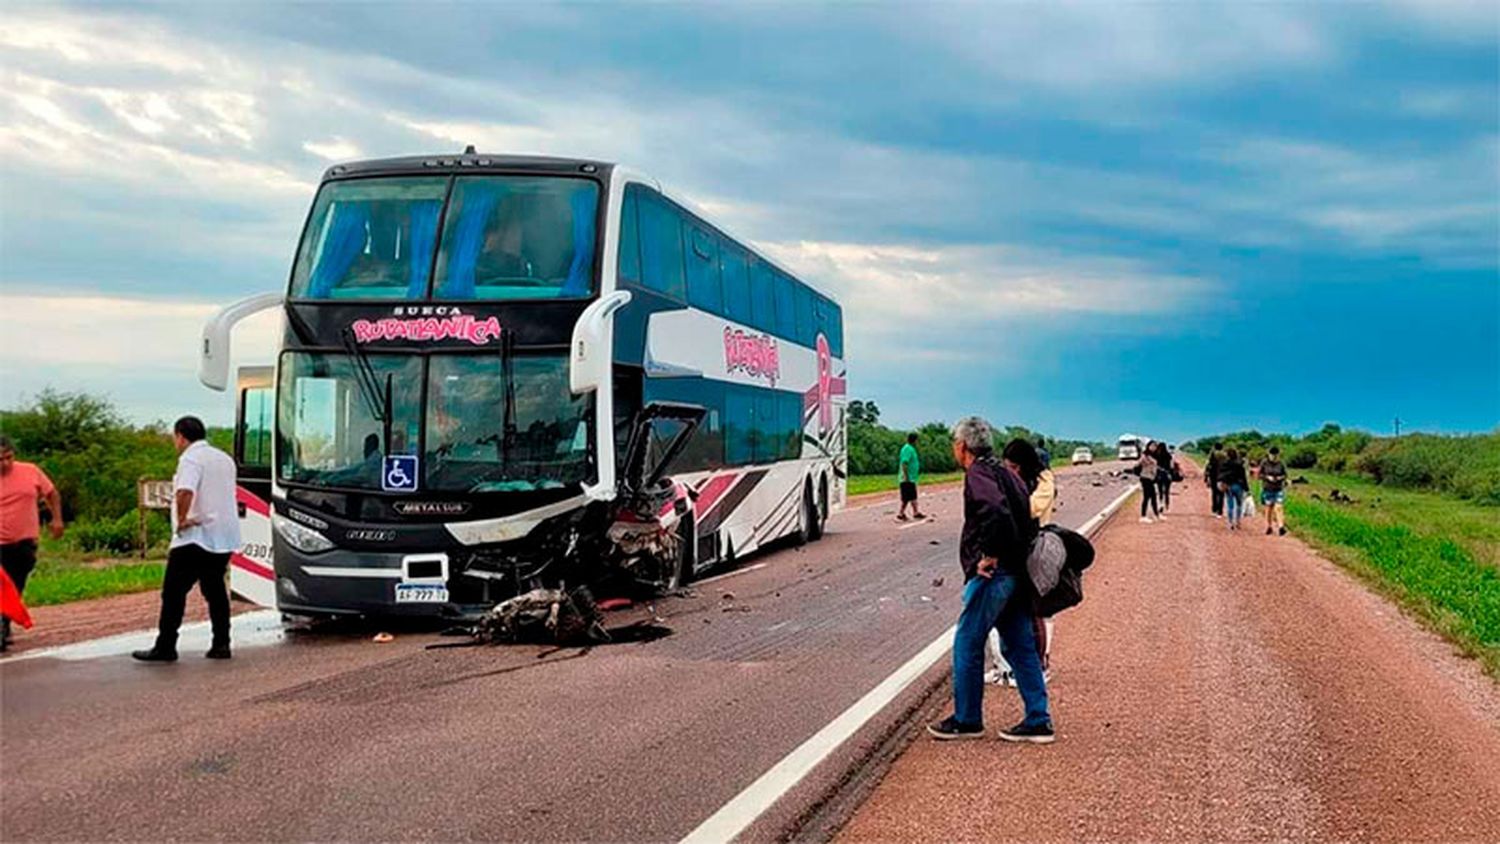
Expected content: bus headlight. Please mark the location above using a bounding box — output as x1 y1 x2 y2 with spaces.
273 514 335 554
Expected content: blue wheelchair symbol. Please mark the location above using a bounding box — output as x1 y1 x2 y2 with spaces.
382 455 419 492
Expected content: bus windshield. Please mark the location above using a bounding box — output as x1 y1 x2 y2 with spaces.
290 175 599 301
425 354 591 492
277 352 424 489
276 351 591 493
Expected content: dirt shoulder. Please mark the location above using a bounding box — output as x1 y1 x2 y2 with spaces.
839 460 1500 842
4 591 258 656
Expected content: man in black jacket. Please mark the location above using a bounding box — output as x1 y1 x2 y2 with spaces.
927 416 1053 744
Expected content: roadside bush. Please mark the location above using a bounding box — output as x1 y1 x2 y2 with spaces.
69 510 171 555
1287 448 1319 469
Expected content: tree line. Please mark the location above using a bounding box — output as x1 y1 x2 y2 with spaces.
845 399 1109 477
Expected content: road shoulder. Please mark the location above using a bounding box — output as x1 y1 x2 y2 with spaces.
837 469 1500 842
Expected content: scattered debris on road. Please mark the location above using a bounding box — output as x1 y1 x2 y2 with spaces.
473 587 609 645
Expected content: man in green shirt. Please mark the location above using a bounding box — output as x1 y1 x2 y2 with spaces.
898 433 925 521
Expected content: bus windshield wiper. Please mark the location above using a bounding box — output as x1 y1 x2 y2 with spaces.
339 327 393 454
500 330 518 469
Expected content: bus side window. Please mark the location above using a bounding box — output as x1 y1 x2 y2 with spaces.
686 222 723 313
826 300 844 358
749 259 775 332
781 392 804 459
722 244 752 325
639 193 686 301
239 386 274 469
773 272 796 341
752 391 777 464
725 387 754 465
793 282 814 347
618 188 642 285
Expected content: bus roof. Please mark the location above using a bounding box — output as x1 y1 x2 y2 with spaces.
318 151 843 307
320 153 612 182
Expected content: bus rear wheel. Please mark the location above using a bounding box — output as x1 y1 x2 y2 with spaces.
808 476 828 541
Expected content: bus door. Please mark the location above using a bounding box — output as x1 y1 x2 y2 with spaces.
231 366 277 607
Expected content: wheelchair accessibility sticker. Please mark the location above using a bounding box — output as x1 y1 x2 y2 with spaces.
382 455 419 492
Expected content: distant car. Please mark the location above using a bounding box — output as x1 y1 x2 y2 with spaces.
1071 447 1094 465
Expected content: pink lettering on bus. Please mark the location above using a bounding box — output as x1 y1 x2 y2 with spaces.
350 315 503 346
723 327 780 386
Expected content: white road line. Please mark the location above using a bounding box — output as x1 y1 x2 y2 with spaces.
677 483 1136 844
897 518 933 531
0 610 285 665
693 562 768 587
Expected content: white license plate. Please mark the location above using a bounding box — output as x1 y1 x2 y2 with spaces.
395 584 449 604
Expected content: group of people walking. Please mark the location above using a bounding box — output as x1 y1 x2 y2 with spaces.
1203 443 1290 535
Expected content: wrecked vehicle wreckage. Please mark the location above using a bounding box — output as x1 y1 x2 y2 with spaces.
456 403 705 644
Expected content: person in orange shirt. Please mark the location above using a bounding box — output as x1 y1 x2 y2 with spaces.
0 436 64 651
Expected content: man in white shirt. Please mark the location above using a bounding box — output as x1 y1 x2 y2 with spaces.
134 416 242 662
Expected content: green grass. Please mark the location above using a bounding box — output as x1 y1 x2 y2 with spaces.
1275 472 1500 678
847 471 965 497
1289 470 1499 568
22 543 166 607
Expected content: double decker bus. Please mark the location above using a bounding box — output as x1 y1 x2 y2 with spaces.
201 153 846 618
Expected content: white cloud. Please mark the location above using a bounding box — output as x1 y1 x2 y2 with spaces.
302 137 364 161
0 293 280 423
762 240 1207 364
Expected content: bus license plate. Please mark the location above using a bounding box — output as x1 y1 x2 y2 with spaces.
395 584 448 604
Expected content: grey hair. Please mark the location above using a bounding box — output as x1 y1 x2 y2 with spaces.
951 416 994 454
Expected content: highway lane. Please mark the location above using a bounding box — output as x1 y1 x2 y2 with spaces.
0 465 1134 842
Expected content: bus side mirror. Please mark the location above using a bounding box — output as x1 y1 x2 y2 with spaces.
199 292 284 391
570 290 631 394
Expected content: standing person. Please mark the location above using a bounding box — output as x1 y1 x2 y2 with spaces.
1204 443 1226 518
1217 447 1250 531
1259 446 1289 536
1153 441 1174 515
0 436 64 651
927 417 1052 743
133 417 241 662
896 433 924 521
1136 442 1161 523
986 438 1056 687
1035 437 1051 470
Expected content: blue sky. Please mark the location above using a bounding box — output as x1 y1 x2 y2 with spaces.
1 1 1496 443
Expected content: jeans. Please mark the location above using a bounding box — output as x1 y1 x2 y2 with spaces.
953 573 1050 728
155 543 232 652
1156 476 1172 510
1225 484 1245 526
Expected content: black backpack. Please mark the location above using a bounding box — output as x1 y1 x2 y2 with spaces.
1035 525 1095 617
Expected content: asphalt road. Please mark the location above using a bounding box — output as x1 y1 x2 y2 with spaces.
0 465 1131 843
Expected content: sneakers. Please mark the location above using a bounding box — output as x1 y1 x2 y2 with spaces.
1279 526 1288 536
1155 514 1167 522
131 647 178 663
1266 526 1273 535
205 645 232 660
927 716 985 740
997 721 1056 744
1139 516 1154 524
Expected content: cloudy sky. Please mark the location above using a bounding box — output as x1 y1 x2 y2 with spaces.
1 1 1496 441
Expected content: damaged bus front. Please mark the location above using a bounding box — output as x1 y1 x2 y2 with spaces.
201 153 846 620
